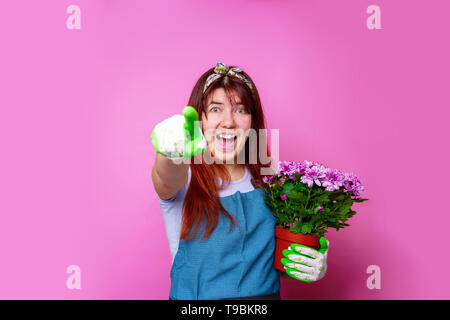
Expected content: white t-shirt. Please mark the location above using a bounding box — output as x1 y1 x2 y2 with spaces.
157 166 255 263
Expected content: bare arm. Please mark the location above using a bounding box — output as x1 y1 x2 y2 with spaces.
152 154 189 200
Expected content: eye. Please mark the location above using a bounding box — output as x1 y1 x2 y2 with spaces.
210 106 220 112
236 108 247 114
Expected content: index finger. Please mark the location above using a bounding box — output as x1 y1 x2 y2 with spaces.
182 106 199 137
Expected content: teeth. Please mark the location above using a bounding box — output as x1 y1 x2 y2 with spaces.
217 133 236 140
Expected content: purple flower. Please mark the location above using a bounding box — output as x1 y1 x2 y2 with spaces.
277 161 294 177
272 160 365 196
343 172 365 196
262 175 273 184
317 206 324 211
300 165 327 188
281 194 289 200
321 168 345 191
289 163 304 179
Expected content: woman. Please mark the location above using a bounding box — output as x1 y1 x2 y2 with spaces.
151 62 329 300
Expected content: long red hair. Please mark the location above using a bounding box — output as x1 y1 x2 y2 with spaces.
180 65 272 240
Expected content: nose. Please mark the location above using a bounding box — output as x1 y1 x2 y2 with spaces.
219 109 236 128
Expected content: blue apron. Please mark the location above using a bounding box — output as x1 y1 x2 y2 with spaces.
169 188 280 300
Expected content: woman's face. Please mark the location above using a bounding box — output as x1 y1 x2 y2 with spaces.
201 88 252 163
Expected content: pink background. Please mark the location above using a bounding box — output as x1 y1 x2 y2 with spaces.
0 0 449 299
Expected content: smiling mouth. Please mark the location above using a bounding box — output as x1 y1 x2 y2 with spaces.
215 133 238 151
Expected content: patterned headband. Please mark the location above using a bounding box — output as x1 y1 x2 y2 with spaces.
203 62 254 93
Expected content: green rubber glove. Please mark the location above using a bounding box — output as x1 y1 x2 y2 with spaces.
151 106 206 160
281 237 329 283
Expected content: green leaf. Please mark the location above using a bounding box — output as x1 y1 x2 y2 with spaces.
290 223 303 234
289 190 304 202
282 182 295 194
300 223 313 234
311 193 329 203
264 181 368 235
353 198 369 203
294 183 308 192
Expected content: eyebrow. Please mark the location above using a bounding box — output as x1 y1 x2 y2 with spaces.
209 100 243 105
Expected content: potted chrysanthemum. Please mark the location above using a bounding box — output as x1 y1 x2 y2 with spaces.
262 160 368 271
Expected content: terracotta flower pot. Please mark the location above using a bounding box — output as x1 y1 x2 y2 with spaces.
274 226 321 272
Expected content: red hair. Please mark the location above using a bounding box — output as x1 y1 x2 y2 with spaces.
180 66 272 240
